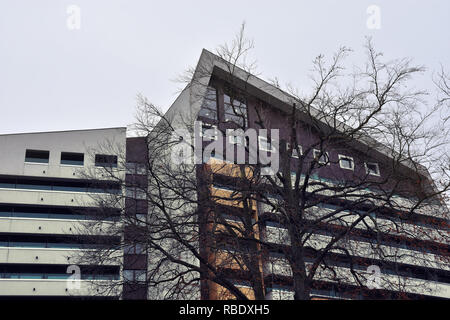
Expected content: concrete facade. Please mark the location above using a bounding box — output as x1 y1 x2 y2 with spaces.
0 128 126 298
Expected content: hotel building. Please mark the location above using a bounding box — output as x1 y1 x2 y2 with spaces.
0 49 448 300
160 49 450 300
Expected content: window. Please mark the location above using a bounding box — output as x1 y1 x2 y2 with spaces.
259 136 275 152
125 162 146 175
123 270 146 282
338 155 354 170
286 143 302 158
198 86 218 120
126 187 146 200
224 92 248 127
123 270 133 281
95 154 118 167
313 149 330 165
200 124 218 141
124 244 144 254
135 214 147 226
365 162 380 176
0 176 120 194
60 152 84 166
25 150 49 164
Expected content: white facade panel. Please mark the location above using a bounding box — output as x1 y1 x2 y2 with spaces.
0 128 126 298
0 279 120 296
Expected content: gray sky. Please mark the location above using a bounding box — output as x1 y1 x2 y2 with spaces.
1 0 449 135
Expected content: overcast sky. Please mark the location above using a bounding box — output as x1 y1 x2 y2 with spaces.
0 1 449 135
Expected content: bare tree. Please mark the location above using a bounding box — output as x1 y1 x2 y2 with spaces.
73 25 449 300
434 65 450 122
247 39 450 299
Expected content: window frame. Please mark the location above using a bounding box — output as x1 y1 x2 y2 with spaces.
123 269 146 282
365 162 380 176
125 162 146 175
125 187 147 200
60 152 84 166
94 154 118 168
338 154 355 171
124 243 145 254
25 149 50 164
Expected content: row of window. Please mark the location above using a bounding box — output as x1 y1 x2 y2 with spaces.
0 241 109 249
24 149 118 167
0 210 119 221
259 138 380 176
198 85 381 176
0 205 120 221
268 253 449 284
200 126 381 176
0 234 120 247
0 273 119 280
0 177 121 194
0 210 84 220
311 149 380 176
265 218 444 256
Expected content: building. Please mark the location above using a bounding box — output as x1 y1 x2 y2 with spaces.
0 128 126 299
0 49 448 300
158 49 450 300
122 136 149 299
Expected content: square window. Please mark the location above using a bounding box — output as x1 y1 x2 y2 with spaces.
313 149 330 165
338 155 354 170
61 152 84 166
25 150 49 164
365 162 380 176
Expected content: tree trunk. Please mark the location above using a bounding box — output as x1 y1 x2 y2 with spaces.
289 225 311 300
